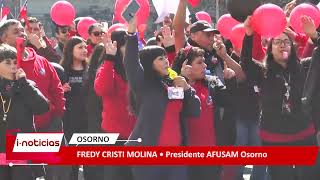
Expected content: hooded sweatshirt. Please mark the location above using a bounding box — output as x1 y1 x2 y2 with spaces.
21 47 65 130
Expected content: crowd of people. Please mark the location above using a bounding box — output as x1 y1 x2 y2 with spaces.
0 0 320 180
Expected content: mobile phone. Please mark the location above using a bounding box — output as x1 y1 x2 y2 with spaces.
122 0 140 23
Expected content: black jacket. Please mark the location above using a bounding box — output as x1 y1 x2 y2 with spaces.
27 41 62 64
231 53 261 121
302 36 320 130
240 34 315 135
124 34 201 146
0 77 49 152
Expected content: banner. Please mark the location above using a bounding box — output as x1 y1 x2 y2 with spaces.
4 133 319 165
152 0 190 23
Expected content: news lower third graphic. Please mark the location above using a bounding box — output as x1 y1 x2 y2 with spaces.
75 149 268 159
2 133 320 166
13 133 64 152
68 133 142 145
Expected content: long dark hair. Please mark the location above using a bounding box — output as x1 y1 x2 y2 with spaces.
264 32 300 77
87 23 103 45
139 45 166 83
84 43 105 132
85 43 105 92
129 45 166 116
60 36 88 73
264 32 302 109
111 30 127 80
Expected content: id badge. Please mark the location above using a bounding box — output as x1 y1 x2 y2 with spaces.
254 85 260 93
168 87 184 99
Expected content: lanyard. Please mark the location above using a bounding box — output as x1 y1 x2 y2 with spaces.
282 72 291 114
282 73 291 101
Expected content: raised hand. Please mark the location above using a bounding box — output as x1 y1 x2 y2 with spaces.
284 0 297 17
180 60 192 79
213 40 227 59
284 0 296 17
27 32 46 49
301 15 318 40
128 16 137 34
159 25 175 47
15 68 26 80
284 27 296 40
103 35 117 56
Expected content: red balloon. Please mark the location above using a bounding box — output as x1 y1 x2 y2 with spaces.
107 23 127 34
77 17 97 40
188 0 201 7
217 14 240 39
50 1 76 26
196 11 212 24
230 24 246 50
290 3 320 33
114 0 150 26
252 4 286 38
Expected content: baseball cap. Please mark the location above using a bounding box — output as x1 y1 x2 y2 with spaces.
190 20 220 34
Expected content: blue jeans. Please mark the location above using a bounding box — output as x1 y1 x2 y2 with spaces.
235 118 268 180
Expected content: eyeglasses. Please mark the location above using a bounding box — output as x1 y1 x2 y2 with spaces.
273 39 291 46
92 31 105 37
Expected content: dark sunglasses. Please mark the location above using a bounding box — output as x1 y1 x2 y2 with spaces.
92 31 105 37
